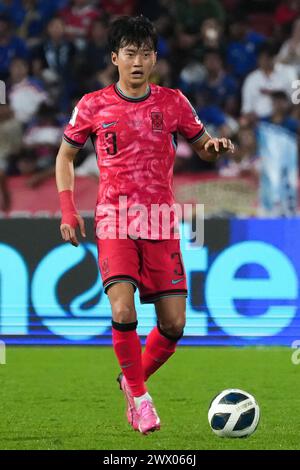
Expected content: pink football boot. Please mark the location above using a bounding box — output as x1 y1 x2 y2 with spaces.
136 399 161 435
117 373 139 431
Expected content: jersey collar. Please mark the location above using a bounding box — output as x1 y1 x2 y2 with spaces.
114 83 151 102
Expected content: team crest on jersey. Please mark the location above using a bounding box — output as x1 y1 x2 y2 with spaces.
151 112 163 131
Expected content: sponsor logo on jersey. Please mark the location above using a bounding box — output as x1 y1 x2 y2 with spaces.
171 278 184 285
102 121 117 128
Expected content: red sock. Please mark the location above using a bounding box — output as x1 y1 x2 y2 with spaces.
112 321 147 397
142 325 182 382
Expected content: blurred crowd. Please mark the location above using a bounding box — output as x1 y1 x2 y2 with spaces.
0 0 300 215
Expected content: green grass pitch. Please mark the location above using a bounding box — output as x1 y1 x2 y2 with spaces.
0 346 299 450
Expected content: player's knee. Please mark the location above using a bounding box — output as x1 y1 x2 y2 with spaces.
112 302 136 324
159 317 185 339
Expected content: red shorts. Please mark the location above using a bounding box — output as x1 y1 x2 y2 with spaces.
97 238 187 304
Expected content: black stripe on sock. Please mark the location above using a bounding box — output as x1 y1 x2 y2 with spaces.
112 320 138 332
157 322 184 342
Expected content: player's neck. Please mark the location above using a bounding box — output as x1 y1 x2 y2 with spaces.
117 80 150 99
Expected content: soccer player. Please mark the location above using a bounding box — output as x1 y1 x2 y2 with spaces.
56 16 234 435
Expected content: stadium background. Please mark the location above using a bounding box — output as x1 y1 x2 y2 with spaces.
1 0 300 346
1 0 300 451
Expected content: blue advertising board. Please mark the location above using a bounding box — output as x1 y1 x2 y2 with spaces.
0 218 299 345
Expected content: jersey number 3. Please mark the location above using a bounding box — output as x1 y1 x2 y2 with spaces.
105 132 118 155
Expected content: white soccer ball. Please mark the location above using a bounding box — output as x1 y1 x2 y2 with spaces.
208 389 260 438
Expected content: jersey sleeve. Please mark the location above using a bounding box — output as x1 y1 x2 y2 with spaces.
176 90 207 144
63 95 93 148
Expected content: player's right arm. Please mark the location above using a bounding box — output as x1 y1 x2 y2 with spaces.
56 95 93 246
56 140 86 247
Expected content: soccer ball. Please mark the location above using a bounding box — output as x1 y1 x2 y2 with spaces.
208 389 260 438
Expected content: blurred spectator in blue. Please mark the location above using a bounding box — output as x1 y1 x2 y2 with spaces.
261 90 300 134
197 104 239 138
59 0 101 50
0 0 68 21
226 16 265 80
178 56 206 94
137 1 173 58
8 57 48 125
196 49 239 116
32 16 76 112
80 17 109 88
242 42 297 121
2 0 63 49
0 14 28 80
277 18 300 77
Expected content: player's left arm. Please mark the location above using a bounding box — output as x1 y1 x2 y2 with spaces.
176 89 234 162
191 131 235 162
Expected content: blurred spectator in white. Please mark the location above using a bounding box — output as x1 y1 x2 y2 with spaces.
0 14 28 80
8 57 48 125
0 0 67 27
257 91 299 216
31 16 76 112
226 16 265 81
277 18 300 76
196 49 239 117
242 43 297 120
0 104 22 210
19 104 61 187
59 0 101 49
75 153 98 180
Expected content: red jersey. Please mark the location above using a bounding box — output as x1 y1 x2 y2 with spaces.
63 83 206 239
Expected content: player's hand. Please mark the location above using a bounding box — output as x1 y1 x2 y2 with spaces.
204 138 235 155
60 214 86 247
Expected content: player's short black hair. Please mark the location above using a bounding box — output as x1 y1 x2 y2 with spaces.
108 15 157 53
